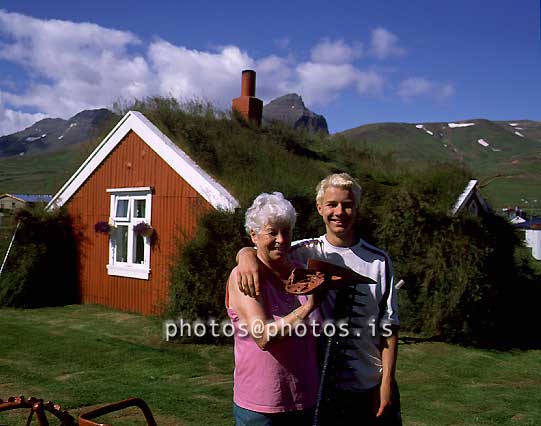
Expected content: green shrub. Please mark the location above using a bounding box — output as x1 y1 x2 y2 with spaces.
366 184 536 346
152 98 537 346
0 206 79 308
167 210 247 342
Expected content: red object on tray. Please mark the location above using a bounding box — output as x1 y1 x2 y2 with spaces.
285 259 376 295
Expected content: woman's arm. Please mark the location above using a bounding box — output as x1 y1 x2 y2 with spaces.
228 269 316 351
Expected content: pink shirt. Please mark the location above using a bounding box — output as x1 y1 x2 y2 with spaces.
226 267 320 413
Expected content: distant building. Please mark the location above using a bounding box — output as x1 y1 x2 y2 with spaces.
0 193 53 211
451 179 490 216
0 194 53 225
0 194 25 211
514 218 541 261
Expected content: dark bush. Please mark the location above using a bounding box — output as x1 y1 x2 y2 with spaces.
366 183 538 347
168 210 248 329
0 205 79 308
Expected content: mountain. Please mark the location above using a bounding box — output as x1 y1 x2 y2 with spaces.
0 108 539 211
262 94 329 134
0 109 116 157
336 119 541 209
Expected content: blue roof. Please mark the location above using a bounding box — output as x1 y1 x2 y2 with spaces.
514 217 541 230
10 194 53 203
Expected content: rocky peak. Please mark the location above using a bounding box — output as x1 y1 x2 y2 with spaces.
0 109 116 157
263 94 329 134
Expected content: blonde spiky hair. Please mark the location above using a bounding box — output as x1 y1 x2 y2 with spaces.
315 173 362 207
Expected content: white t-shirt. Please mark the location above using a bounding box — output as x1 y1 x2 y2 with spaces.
288 235 400 391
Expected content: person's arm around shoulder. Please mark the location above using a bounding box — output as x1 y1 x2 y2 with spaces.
234 239 316 298
227 268 317 351
234 247 260 297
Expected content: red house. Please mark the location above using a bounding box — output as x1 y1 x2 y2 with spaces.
47 111 240 315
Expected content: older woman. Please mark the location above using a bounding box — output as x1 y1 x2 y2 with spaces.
226 192 320 426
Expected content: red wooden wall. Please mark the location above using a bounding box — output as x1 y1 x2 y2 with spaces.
66 130 213 315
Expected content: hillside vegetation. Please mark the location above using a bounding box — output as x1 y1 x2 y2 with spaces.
1 98 539 346
1 105 539 213
338 119 541 213
125 98 538 346
0 118 119 195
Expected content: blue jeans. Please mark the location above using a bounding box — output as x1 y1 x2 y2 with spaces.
233 403 314 426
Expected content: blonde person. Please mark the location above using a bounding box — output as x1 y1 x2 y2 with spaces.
235 174 401 426
226 192 321 426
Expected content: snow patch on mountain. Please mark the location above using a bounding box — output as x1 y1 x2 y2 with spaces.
24 134 47 142
478 139 490 147
415 124 434 135
448 122 475 128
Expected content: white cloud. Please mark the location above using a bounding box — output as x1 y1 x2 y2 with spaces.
398 77 455 102
310 39 362 64
370 27 406 59
0 11 451 137
356 71 385 96
0 93 47 135
254 55 294 101
292 63 385 105
0 10 392 136
294 62 360 104
0 10 153 119
398 78 432 98
437 83 455 101
148 41 253 107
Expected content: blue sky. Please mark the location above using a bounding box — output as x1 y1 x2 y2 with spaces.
0 0 539 135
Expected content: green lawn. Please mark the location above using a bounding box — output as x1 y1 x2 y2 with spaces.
0 305 540 425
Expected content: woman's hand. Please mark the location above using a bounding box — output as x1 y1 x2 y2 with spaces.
234 247 260 298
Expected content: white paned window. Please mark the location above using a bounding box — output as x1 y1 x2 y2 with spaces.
106 187 152 279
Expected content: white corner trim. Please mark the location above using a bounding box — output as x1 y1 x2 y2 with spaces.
47 111 239 212
107 264 150 280
47 112 132 210
0 194 26 203
451 179 478 215
129 111 239 211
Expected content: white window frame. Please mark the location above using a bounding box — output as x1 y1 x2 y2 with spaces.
106 187 152 280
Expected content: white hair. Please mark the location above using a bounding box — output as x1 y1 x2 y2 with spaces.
316 173 362 207
245 192 297 234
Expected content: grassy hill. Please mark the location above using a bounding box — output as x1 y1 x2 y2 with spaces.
337 119 541 213
1 105 539 212
0 145 89 195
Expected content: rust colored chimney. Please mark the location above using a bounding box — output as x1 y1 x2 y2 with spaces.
232 70 263 126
